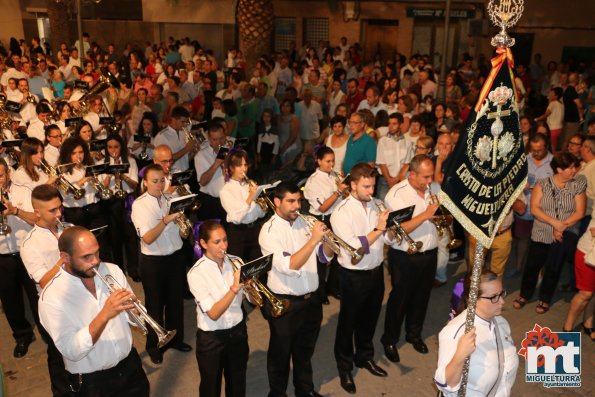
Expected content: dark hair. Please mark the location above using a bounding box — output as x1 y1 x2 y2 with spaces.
36 102 51 114
273 181 300 200
530 132 548 145
455 270 499 314
389 112 404 124
315 145 334 161
143 163 164 180
138 111 160 137
349 163 377 183
552 87 563 100
171 105 189 119
58 226 92 256
45 124 61 140
374 110 389 129
551 152 580 173
105 133 128 163
59 137 92 170
330 115 347 128
280 99 295 114
74 120 94 141
410 114 422 125
222 99 237 117
31 184 62 204
208 121 224 135
225 149 248 181
19 137 44 182
198 219 225 244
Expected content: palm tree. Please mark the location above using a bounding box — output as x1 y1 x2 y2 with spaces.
237 0 274 69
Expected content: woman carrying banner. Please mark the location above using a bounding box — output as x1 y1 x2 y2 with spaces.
514 152 586 313
434 270 518 396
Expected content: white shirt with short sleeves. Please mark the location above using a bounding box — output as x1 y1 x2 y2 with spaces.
194 144 225 197
154 126 189 172
20 225 61 292
303 169 342 216
220 179 265 224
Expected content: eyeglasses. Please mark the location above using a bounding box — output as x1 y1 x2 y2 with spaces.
479 289 507 304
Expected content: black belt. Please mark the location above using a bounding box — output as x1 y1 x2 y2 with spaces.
0 252 19 258
341 265 382 274
275 290 317 301
73 348 137 381
229 221 260 230
393 247 437 256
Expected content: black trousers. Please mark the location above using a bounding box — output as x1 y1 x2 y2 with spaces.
334 266 384 373
0 253 38 343
140 249 186 353
63 203 111 263
520 232 578 303
195 322 249 397
105 197 140 277
67 348 149 397
197 192 227 225
381 248 437 346
263 292 323 397
39 323 74 397
226 222 263 262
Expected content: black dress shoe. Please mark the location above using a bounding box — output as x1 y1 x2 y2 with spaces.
322 297 330 305
339 372 356 394
355 360 388 377
406 337 429 354
13 335 35 358
148 350 163 365
170 342 192 352
383 344 400 363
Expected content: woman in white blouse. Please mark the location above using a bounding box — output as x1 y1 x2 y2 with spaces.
53 101 72 138
219 149 266 261
187 220 250 397
434 271 518 397
102 133 140 280
303 145 347 304
58 136 111 260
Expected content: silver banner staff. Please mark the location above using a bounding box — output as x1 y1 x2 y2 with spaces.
437 1 527 396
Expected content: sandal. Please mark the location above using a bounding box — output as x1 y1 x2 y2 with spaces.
581 323 595 341
512 298 527 310
535 301 550 314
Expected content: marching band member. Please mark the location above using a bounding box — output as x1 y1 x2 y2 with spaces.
38 226 150 397
102 133 139 280
83 94 107 139
330 162 391 394
54 101 73 137
154 105 194 173
20 185 71 396
0 158 39 359
11 137 57 208
187 220 250 397
26 102 52 141
382 154 439 363
58 136 111 260
131 164 192 365
44 125 63 167
195 121 227 222
303 145 347 304
128 112 159 168
73 120 104 163
151 145 178 194
219 149 265 261
17 78 38 124
258 182 334 397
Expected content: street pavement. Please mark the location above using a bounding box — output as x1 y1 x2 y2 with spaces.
1 259 593 396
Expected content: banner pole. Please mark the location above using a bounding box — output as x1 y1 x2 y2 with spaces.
457 241 485 397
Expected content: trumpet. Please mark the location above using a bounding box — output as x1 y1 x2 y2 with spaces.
332 171 350 199
92 267 176 348
88 170 113 201
25 92 37 105
162 193 193 239
223 251 290 318
375 200 423 255
39 160 86 200
0 187 12 235
296 211 365 265
183 122 205 152
427 187 463 250
243 173 270 213
112 160 129 200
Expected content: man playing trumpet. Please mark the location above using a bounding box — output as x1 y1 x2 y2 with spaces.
38 226 150 397
381 154 439 363
258 181 335 397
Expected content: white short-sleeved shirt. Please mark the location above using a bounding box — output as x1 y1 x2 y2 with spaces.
259 214 329 295
384 179 438 252
61 166 100 208
220 179 265 224
434 310 518 397
26 118 46 141
376 134 411 178
303 169 342 216
356 100 388 116
0 187 34 254
39 262 134 374
187 255 244 331
154 126 189 172
44 144 60 167
20 225 61 292
330 195 387 270
131 192 183 256
546 100 564 130
194 144 225 197
11 167 49 212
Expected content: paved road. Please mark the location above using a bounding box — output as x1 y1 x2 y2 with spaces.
1 260 593 396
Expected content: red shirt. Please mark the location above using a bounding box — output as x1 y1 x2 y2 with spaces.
345 91 365 115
